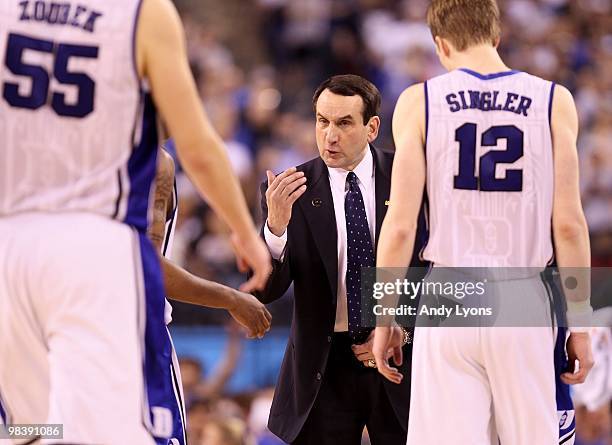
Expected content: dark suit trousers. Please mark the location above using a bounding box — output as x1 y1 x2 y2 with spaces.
293 333 407 445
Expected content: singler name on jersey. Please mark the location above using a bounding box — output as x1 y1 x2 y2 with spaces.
446 90 533 116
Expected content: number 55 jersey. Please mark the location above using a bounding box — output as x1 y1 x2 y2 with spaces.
0 0 157 232
423 69 555 268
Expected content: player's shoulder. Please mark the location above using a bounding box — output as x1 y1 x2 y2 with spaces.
552 84 574 104
394 83 426 122
136 0 183 60
399 82 425 99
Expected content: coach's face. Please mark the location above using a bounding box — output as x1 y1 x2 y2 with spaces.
315 89 380 171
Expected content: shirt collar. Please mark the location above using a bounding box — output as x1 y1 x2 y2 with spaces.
327 144 373 188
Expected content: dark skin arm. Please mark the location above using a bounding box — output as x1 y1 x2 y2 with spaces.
148 149 272 338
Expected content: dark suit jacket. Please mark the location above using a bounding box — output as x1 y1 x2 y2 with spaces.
257 146 426 443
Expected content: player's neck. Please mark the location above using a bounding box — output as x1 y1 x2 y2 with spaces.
449 44 510 75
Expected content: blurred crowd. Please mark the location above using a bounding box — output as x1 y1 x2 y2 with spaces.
167 0 612 324
166 0 611 444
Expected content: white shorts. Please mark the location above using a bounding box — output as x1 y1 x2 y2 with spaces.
407 272 558 445
0 213 157 445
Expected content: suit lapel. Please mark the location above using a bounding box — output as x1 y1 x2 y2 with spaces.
297 158 338 300
373 147 392 253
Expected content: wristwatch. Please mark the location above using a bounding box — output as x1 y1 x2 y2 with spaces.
401 327 412 346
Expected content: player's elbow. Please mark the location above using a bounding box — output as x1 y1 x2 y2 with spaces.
553 217 588 243
385 221 417 244
176 137 218 173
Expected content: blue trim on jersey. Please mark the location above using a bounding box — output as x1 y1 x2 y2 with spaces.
162 182 178 257
168 338 187 445
137 231 180 444
543 269 577 444
132 0 144 80
125 92 159 231
458 68 521 80
424 81 429 146
548 82 556 130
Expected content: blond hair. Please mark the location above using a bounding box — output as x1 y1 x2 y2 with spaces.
427 0 501 51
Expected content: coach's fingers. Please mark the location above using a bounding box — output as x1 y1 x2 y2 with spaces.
289 185 307 204
355 351 374 361
275 170 303 196
267 167 296 193
266 170 276 188
280 175 307 198
351 343 369 354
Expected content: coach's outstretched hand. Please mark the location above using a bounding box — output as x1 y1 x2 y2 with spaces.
562 332 594 384
228 290 272 339
265 167 307 237
372 326 404 384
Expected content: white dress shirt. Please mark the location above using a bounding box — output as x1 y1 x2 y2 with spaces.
264 147 376 331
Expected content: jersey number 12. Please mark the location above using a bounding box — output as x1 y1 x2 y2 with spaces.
454 123 524 192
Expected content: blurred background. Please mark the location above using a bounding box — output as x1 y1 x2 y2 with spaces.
163 0 612 444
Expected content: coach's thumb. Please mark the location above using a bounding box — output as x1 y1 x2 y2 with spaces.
266 170 275 186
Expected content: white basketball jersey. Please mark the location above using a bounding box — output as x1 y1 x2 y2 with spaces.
0 0 158 232
162 181 178 325
422 68 555 268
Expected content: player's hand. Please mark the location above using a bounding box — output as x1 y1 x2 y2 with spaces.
372 326 404 384
228 290 272 339
352 329 402 366
230 232 272 293
562 331 594 385
265 167 307 237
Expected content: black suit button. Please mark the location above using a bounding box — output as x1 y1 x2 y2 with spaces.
327 335 332 343
316 372 322 381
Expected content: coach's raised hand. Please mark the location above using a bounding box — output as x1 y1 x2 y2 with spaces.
265 167 308 237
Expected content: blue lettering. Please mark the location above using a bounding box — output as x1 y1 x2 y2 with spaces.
34 1 46 21
48 2 61 24
515 96 532 116
503 93 518 113
481 92 492 111
468 90 481 109
458 91 468 110
18 0 30 20
58 3 70 25
70 5 87 27
446 93 461 113
491 91 503 110
82 11 103 33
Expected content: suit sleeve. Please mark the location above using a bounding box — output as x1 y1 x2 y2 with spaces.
254 181 293 304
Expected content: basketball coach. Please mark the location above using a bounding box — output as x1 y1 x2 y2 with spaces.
255 74 428 445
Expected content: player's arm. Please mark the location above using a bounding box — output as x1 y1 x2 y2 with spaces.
550 84 593 384
147 151 272 338
136 0 271 292
148 148 175 252
373 84 426 384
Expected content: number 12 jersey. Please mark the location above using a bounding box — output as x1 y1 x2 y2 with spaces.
422 68 556 268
